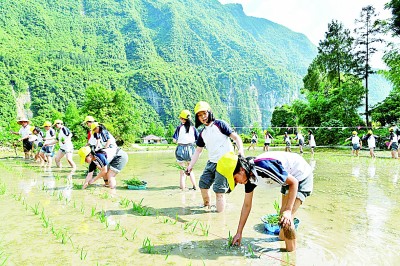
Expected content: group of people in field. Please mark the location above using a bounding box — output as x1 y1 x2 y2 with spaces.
172 101 313 252
10 116 128 189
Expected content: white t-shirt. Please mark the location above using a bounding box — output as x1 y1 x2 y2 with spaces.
58 126 74 151
367 135 376 149
18 125 31 139
255 151 313 182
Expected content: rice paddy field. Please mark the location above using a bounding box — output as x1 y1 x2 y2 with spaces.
0 147 399 265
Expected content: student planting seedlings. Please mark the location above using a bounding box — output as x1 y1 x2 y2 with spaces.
216 151 313 252
78 146 128 189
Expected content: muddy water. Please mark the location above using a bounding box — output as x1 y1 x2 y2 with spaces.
0 149 399 265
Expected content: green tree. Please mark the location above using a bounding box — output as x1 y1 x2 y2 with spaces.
353 5 384 126
318 20 356 88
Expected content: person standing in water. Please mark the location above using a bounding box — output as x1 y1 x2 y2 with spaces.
294 131 305 154
263 130 273 152
186 101 244 212
216 151 313 252
248 131 258 151
39 121 57 166
284 132 292 152
51 120 76 169
362 130 378 158
388 127 398 159
345 131 362 157
10 118 33 159
173 110 199 190
308 130 316 155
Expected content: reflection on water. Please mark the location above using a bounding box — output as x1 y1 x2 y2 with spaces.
0 151 400 265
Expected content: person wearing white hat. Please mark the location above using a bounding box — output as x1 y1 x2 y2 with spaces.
49 120 76 169
10 118 33 159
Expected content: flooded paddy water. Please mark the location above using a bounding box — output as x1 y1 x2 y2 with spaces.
0 148 399 265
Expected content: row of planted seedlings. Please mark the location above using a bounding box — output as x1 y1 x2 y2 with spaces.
3 160 264 262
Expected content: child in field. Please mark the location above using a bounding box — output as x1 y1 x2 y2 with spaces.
388 128 398 159
173 110 199 190
51 120 76 169
216 151 313 252
284 132 291 152
84 116 97 149
263 130 273 152
39 121 57 166
248 131 258 151
90 122 117 150
294 131 304 154
362 130 378 158
345 131 362 157
308 130 316 155
78 146 128 189
186 101 244 212
10 118 33 159
31 126 44 163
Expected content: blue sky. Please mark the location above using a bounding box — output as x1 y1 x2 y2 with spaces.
218 0 391 68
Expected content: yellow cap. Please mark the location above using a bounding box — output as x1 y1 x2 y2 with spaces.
84 116 95 123
389 127 394 132
53 119 63 126
179 110 191 120
90 122 100 133
194 101 211 114
78 146 91 164
29 126 35 133
352 131 357 135
368 130 373 135
216 152 238 192
43 121 52 127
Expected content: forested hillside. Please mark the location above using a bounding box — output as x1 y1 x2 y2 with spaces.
0 0 317 140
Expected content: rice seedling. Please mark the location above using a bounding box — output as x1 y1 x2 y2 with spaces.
115 221 121 231
57 192 63 201
105 219 109 229
80 247 87 260
30 202 40 215
131 228 137 240
54 174 61 181
55 229 69 244
64 197 70 205
73 183 83 190
91 205 97 217
142 237 155 254
100 192 110 199
0 251 9 266
191 220 199 233
80 204 85 214
199 222 210 236
247 244 260 259
121 228 127 238
168 163 186 171
40 182 47 191
227 231 233 247
0 182 7 195
119 197 130 208
73 200 77 209
41 210 50 228
98 210 107 223
132 198 151 216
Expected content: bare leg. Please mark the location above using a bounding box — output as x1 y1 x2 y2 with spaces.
279 195 302 252
65 152 76 169
216 193 226 213
201 188 211 207
55 150 64 168
178 162 186 189
107 170 118 189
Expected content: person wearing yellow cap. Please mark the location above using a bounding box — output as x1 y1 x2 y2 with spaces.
216 151 313 252
78 145 128 189
83 116 97 148
172 110 199 190
345 131 362 157
30 126 44 163
362 130 378 158
388 127 399 159
186 101 244 212
39 121 57 166
48 120 76 169
90 122 117 150
10 117 33 159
